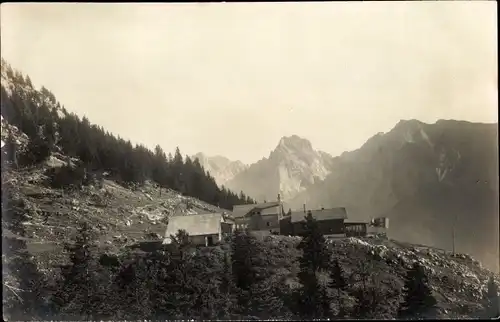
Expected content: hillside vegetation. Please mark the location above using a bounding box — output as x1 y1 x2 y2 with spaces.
2 60 499 320
3 195 500 320
1 58 254 210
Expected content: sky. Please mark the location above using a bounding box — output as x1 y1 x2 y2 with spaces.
1 2 497 164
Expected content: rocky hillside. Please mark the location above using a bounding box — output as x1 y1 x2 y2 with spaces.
225 135 335 202
288 119 499 272
4 162 499 319
261 235 499 319
2 156 227 270
192 152 248 187
3 156 499 320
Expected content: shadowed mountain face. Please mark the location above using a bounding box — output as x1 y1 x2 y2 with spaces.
288 119 499 272
224 135 335 202
192 152 248 187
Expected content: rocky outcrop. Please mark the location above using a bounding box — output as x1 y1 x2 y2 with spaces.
192 152 248 186
225 135 334 202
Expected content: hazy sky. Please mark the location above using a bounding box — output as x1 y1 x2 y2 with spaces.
1 2 497 164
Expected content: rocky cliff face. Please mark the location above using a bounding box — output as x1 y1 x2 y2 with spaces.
225 135 334 202
288 119 499 272
192 152 248 187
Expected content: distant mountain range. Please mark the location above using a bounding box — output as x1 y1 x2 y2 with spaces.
222 135 335 202
197 119 499 272
192 153 248 187
194 136 335 200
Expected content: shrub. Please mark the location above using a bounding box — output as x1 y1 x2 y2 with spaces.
46 164 86 189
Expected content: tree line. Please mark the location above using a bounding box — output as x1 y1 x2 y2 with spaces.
4 211 498 320
0 59 254 209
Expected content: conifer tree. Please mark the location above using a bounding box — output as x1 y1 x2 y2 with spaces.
297 212 330 272
51 222 114 320
19 134 51 166
218 252 237 318
231 230 258 292
113 255 154 320
296 268 332 319
352 281 386 319
4 132 18 168
398 262 437 319
329 258 348 317
485 276 499 318
248 278 290 320
171 229 192 261
295 212 332 319
2 235 48 320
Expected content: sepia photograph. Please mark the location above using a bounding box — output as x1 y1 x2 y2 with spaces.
1 1 498 320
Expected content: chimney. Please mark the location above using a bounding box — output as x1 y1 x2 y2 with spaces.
303 204 306 213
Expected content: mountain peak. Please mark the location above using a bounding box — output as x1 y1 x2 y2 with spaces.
277 135 313 152
192 153 247 186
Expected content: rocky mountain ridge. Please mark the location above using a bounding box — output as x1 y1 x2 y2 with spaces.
192 152 248 187
224 135 335 202
288 119 498 272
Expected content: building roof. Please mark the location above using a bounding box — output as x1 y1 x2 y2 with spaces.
261 205 281 216
291 207 348 223
232 201 281 218
164 213 223 238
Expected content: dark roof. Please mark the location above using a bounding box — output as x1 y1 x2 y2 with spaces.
291 207 347 223
232 201 281 218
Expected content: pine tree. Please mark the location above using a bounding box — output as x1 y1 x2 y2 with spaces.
231 230 258 292
19 134 51 166
218 253 237 319
51 222 113 320
296 268 332 319
189 254 226 320
398 262 438 319
171 229 192 261
352 281 386 319
4 132 18 168
295 212 332 319
2 194 48 321
297 212 330 272
2 236 49 320
485 276 499 318
248 278 289 319
113 255 153 320
329 258 348 317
